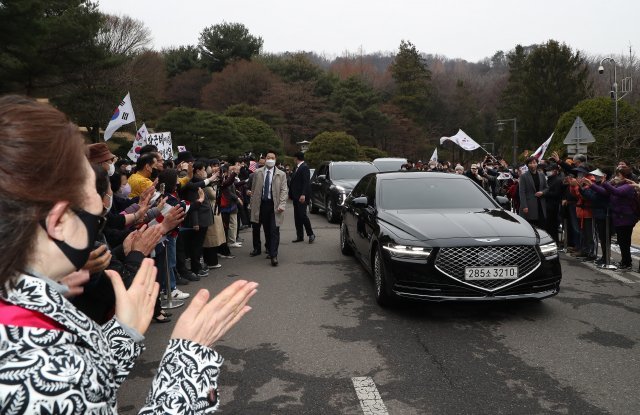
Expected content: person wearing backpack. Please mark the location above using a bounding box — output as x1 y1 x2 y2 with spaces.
588 166 639 271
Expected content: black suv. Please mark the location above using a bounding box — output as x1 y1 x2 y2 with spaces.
310 161 378 223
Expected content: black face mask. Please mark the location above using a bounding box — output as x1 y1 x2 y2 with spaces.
40 208 105 271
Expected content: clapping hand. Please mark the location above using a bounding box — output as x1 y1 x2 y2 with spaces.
83 244 112 274
60 269 91 298
171 280 258 347
106 258 158 335
160 205 186 234
132 224 164 256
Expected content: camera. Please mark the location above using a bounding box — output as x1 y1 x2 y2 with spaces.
598 65 604 74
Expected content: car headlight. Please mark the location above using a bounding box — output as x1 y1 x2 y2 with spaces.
383 243 432 259
539 242 558 258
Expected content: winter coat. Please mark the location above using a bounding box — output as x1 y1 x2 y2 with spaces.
181 177 214 229
570 184 592 221
249 167 288 226
518 170 548 221
590 181 639 227
204 186 228 248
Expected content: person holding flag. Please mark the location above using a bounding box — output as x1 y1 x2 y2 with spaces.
128 123 149 162
104 92 136 141
429 148 438 163
531 133 554 161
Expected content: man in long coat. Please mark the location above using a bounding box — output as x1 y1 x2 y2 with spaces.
518 156 548 228
248 150 288 266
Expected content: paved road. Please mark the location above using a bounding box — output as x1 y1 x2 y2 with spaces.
119 207 640 414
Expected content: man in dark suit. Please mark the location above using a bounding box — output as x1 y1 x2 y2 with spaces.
289 152 315 243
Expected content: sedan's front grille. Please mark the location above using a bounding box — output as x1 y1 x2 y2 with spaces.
435 245 541 291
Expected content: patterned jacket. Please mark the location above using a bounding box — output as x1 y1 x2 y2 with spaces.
0 274 222 414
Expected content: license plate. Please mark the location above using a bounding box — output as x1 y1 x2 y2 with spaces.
465 266 518 280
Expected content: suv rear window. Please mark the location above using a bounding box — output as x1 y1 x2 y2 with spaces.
331 164 378 180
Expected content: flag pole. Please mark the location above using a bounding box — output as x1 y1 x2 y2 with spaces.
478 145 498 162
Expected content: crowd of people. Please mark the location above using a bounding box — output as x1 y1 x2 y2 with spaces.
1 95 638 413
0 96 263 413
400 153 640 272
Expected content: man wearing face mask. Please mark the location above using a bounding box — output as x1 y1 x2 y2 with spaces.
87 143 117 177
128 153 157 199
248 150 288 266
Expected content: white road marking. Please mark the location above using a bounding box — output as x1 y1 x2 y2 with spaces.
577 259 637 283
610 244 640 258
352 377 389 415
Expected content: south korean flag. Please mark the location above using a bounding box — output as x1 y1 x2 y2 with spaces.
104 92 136 141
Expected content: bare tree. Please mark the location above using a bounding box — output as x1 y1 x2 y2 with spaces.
97 14 151 56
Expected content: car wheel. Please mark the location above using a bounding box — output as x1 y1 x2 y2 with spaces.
326 198 337 223
373 248 394 307
340 222 353 256
310 197 319 213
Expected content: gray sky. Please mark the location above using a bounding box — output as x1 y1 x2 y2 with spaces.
98 0 638 62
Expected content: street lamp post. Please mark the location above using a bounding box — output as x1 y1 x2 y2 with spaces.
598 57 633 150
496 118 517 166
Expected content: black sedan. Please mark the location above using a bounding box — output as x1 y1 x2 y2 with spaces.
310 161 378 223
340 172 562 306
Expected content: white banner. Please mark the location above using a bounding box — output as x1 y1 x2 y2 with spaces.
104 92 136 141
128 123 149 162
439 129 481 151
146 132 173 161
430 148 438 162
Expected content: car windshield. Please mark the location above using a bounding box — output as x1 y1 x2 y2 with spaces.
332 164 378 180
379 177 497 210
374 160 405 172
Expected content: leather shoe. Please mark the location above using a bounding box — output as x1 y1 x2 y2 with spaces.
249 250 261 257
308 234 316 244
292 238 304 243
271 257 278 266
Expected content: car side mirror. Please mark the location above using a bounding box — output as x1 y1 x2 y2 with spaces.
317 175 326 181
495 195 511 210
353 196 368 208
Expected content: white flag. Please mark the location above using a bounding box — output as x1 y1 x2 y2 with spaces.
104 92 136 141
531 133 554 160
430 148 438 162
439 129 481 151
127 123 149 161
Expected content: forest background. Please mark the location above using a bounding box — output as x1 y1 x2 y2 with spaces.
1 1 638 167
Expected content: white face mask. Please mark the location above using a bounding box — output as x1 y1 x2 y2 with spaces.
107 162 115 177
546 171 554 177
265 159 276 168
